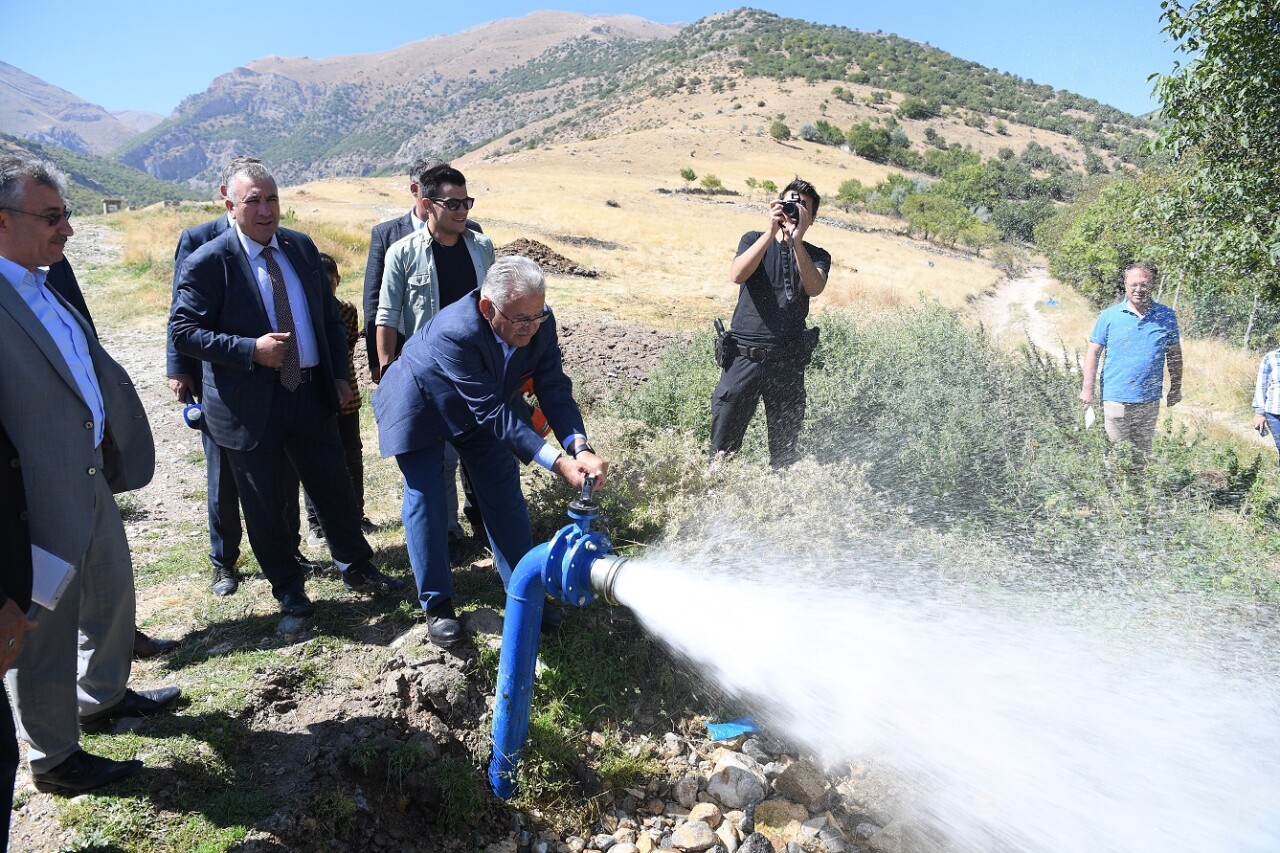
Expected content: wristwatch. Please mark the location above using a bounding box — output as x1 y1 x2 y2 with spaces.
570 442 593 458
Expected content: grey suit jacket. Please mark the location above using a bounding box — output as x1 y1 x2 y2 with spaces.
0 269 155 563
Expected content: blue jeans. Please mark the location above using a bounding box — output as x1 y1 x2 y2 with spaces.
396 432 532 612
1266 413 1280 461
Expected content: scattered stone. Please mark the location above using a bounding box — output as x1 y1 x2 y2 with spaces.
772 759 830 810
670 820 717 852
752 799 809 850
610 844 639 853
688 802 721 829
736 833 773 853
714 819 739 853
674 774 700 808
706 750 768 809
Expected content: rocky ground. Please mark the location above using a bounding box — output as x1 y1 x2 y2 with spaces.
11 234 919 853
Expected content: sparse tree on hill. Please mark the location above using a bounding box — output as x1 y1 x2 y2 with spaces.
769 120 791 141
745 177 759 199
761 179 779 197
700 174 723 192
680 167 696 189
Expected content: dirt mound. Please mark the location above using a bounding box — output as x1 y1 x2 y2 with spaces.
497 237 600 277
557 318 689 405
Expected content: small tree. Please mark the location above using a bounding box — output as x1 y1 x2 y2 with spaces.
745 177 760 199
836 178 867 212
761 179 779 197
700 174 723 192
679 167 696 189
769 120 791 141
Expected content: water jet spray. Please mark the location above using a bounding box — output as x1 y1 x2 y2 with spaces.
489 476 629 799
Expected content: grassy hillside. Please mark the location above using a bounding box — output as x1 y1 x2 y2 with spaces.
0 131 206 213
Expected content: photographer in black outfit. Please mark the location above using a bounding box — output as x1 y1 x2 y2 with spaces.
710 178 830 468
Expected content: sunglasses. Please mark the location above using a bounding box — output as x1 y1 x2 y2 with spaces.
1 206 72 227
430 197 475 212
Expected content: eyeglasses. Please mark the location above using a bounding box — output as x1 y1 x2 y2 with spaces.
429 197 475 212
494 305 551 328
1 206 72 227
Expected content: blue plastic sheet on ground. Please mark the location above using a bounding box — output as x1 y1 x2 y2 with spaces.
705 717 758 740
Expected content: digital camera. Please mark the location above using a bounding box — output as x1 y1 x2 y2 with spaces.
781 200 800 220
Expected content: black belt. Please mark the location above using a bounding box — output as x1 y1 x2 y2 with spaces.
282 367 315 385
740 344 800 362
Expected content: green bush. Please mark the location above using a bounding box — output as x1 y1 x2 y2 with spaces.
607 305 1280 596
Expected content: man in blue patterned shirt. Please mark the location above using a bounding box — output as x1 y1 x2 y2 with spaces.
1079 261 1183 456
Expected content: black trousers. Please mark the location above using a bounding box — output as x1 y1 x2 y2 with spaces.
223 379 373 600
0 685 16 852
710 352 808 468
305 410 363 529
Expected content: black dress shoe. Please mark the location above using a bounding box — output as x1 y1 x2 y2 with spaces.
211 564 239 597
426 602 464 648
32 749 143 795
343 566 405 593
279 588 315 617
80 687 182 727
294 551 325 575
133 629 179 659
359 517 381 535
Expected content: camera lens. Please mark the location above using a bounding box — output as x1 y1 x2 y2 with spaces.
782 200 799 219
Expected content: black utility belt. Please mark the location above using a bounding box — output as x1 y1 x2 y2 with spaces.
738 342 803 362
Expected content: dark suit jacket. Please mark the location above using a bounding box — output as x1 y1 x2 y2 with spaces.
169 216 232 380
45 259 95 333
0 421 33 613
169 226 348 451
363 213 484 373
374 289 584 463
362 212 414 372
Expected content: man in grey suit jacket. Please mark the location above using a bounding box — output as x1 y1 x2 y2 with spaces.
0 154 180 795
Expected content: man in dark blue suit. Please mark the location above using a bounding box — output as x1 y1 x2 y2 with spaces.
171 162 403 617
169 157 314 597
374 255 608 647
46 258 179 660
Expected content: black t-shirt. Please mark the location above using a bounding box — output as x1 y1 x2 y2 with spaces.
729 231 832 346
432 238 478 309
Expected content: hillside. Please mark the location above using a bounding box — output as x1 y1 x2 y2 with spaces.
0 132 206 212
0 61 144 156
107 9 1151 187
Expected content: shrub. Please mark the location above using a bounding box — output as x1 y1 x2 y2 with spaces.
769 120 791 141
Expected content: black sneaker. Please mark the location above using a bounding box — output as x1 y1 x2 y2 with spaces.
359 517 381 535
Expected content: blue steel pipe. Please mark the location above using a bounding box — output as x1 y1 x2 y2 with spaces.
489 484 627 799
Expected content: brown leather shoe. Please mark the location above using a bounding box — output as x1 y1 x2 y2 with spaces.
133 629 179 659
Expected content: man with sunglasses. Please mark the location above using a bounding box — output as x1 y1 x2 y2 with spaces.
362 158 484 382
377 164 495 557
0 154 178 795
375 255 608 648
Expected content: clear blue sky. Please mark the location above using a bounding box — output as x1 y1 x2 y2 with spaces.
4 0 1179 117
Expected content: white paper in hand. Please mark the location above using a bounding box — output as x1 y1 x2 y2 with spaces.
30 545 76 610
1084 405 1096 429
